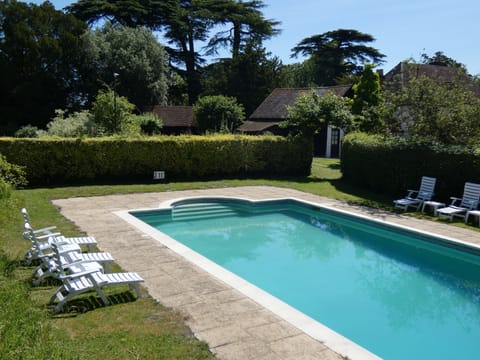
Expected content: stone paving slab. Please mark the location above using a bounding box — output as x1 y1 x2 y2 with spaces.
52 186 480 360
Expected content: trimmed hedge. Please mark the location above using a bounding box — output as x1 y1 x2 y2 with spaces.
341 132 480 201
0 135 312 186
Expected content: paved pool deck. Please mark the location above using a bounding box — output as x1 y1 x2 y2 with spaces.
52 186 480 360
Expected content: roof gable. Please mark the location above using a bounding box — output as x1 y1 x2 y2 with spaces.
249 85 353 121
146 106 195 127
383 62 480 97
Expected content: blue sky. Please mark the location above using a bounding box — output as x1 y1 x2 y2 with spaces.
24 0 480 75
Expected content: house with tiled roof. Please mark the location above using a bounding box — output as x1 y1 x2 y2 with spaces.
382 62 480 97
146 106 196 135
237 85 353 157
381 62 480 137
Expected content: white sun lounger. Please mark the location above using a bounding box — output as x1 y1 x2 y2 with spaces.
393 176 436 211
50 270 144 314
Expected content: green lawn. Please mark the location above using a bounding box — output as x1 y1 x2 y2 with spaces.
0 158 475 359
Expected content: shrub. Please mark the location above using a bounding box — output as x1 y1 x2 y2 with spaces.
383 68 480 145
92 89 136 135
46 109 96 137
0 153 27 188
281 91 354 138
136 113 163 135
14 125 40 138
0 135 312 186
193 95 245 133
341 132 480 200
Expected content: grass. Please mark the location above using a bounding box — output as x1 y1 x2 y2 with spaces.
0 158 477 359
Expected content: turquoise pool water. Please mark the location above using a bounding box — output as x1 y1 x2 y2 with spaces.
132 199 480 359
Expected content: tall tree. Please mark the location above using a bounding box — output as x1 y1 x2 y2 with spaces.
81 24 169 110
67 0 280 104
204 0 280 59
67 0 213 104
420 51 467 71
66 0 174 28
352 64 384 133
161 0 213 104
352 64 381 114
291 29 385 86
0 0 88 134
201 40 284 116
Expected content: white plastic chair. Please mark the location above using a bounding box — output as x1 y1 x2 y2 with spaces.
49 269 144 314
437 182 480 221
23 222 97 264
393 176 437 211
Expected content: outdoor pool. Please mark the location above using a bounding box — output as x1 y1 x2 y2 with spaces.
123 197 480 360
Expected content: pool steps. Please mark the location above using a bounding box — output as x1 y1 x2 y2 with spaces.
172 203 240 221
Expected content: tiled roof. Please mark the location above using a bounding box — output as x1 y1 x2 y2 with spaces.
236 121 280 132
146 106 195 127
249 85 353 121
383 62 480 97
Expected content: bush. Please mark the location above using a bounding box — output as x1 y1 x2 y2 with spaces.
0 135 312 186
137 113 163 135
193 95 245 133
341 132 480 200
14 124 40 138
92 89 136 135
0 153 27 188
46 109 96 137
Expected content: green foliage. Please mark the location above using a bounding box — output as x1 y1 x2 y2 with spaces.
0 153 26 201
282 91 354 138
68 1 280 105
0 135 312 186
0 179 12 201
279 61 317 88
81 23 169 110
341 132 480 199
352 64 381 113
0 1 88 133
383 69 480 145
205 0 280 59
193 96 245 133
352 65 385 133
137 113 164 135
420 51 467 72
201 41 284 116
0 256 72 359
291 29 386 85
14 125 40 138
92 89 136 135
45 109 97 137
0 153 27 188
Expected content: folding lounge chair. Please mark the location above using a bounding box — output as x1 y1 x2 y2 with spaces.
50 269 144 314
21 208 57 235
23 223 98 264
32 243 115 285
23 224 81 265
436 182 480 221
394 176 437 211
21 208 97 251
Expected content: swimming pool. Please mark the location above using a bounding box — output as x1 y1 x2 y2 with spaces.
121 197 480 360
